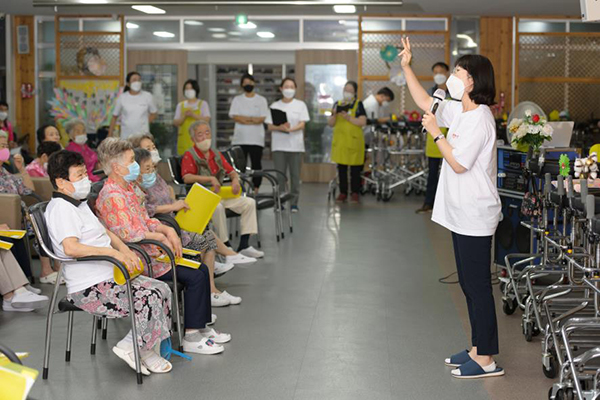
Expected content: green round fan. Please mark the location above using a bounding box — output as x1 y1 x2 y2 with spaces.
380 45 398 62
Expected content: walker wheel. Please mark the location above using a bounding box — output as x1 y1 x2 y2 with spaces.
502 298 517 315
524 321 533 342
543 354 559 379
382 191 394 202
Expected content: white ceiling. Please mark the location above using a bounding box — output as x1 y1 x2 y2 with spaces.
0 0 582 17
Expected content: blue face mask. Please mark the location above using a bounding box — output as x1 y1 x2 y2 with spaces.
122 161 140 182
141 172 157 188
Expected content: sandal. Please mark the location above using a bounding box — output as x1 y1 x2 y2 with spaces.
445 349 471 367
451 359 505 379
112 346 151 376
141 351 173 374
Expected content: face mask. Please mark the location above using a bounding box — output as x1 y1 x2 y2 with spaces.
141 172 157 189
0 112 7 121
150 149 161 164
446 74 466 101
196 138 212 152
185 89 196 100
243 84 254 93
43 162 48 170
0 148 9 162
282 89 296 99
74 135 87 145
130 81 142 92
71 177 91 200
382 101 390 107
343 91 354 101
434 74 448 85
121 161 140 182
10 147 21 156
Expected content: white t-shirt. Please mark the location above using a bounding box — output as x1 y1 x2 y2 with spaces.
174 99 211 120
270 99 310 153
229 94 272 147
431 100 501 237
362 94 388 145
113 90 157 139
45 196 114 294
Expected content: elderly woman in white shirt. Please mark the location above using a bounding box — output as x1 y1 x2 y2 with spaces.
401 37 503 379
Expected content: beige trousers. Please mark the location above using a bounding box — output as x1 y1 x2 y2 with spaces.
0 249 29 296
211 196 258 242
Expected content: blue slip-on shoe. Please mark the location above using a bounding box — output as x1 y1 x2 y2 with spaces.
451 359 505 379
445 350 471 367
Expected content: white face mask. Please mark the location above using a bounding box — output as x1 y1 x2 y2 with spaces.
446 74 466 101
150 149 161 164
282 89 296 99
130 81 142 92
196 138 211 152
382 101 390 107
0 112 7 121
433 74 447 85
185 89 196 100
343 91 354 101
71 177 91 200
74 135 87 145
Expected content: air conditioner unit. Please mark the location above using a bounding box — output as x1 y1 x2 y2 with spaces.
581 0 600 22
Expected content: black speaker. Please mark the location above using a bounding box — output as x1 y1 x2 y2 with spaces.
494 195 531 266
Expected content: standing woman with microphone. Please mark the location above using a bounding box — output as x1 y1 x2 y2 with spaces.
400 37 503 379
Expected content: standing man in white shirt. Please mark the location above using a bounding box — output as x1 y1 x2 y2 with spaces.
108 71 158 140
229 73 272 193
362 87 394 148
268 77 310 213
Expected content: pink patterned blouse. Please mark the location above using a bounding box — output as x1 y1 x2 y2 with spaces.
95 177 171 278
25 160 47 177
65 142 100 182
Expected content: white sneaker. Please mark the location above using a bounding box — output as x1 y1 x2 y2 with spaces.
214 262 235 276
211 293 230 307
207 313 217 326
39 272 65 285
26 285 42 295
225 253 257 265
240 246 264 259
200 328 231 344
183 335 224 355
220 291 242 305
2 300 34 312
9 289 49 309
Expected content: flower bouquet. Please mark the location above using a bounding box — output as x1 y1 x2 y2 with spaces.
508 110 553 153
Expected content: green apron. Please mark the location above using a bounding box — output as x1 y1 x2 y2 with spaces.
331 100 365 166
177 100 203 156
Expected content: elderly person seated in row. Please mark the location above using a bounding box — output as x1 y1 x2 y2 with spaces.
180 121 264 259
26 141 62 177
36 124 62 146
45 150 173 374
64 119 100 182
95 138 229 354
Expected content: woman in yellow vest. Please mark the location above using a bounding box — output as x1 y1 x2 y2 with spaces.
328 81 367 203
173 79 211 155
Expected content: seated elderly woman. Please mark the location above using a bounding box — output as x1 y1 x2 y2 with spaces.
26 141 62 177
45 150 172 374
133 147 250 308
64 119 100 182
180 121 264 259
95 138 229 354
36 124 62 145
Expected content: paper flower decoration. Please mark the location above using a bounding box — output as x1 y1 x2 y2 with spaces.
574 152 598 180
380 45 398 62
559 154 570 177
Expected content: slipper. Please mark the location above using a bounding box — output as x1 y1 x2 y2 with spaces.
445 350 471 367
112 346 151 376
451 359 505 379
141 351 173 374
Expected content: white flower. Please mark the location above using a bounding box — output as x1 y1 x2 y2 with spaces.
542 124 553 137
527 124 541 134
524 109 532 117
516 124 528 139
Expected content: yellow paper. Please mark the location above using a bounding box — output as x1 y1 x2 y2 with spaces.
175 183 221 235
114 258 144 286
182 248 202 256
155 254 201 269
0 240 14 250
0 230 26 239
0 361 38 400
217 186 241 199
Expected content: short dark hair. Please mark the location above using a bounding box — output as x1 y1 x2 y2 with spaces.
183 79 200 97
37 141 62 158
345 81 358 95
431 62 450 72
0 100 8 109
377 87 395 101
133 148 151 166
36 124 59 144
455 55 496 105
47 150 86 189
280 77 297 88
124 71 141 92
241 73 255 86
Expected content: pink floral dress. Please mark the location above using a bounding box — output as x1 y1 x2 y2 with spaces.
25 160 47 177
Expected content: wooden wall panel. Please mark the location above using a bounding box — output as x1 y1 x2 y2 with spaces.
480 17 513 111
12 16 36 151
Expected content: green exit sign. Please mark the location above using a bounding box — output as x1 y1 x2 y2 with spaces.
235 14 248 25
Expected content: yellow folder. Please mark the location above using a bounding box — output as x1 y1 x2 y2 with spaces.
182 248 202 257
155 254 201 269
217 186 241 199
0 230 26 240
0 361 38 400
0 240 14 250
114 258 144 286
175 183 221 235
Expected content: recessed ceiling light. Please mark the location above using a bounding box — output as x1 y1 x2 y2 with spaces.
257 31 275 39
184 20 204 26
126 22 139 29
153 31 175 38
339 20 347 25
228 31 242 36
239 22 257 29
131 5 166 14
212 33 227 39
79 0 108 3
333 5 356 13
208 27 226 32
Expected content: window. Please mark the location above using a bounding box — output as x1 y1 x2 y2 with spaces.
184 19 299 43
304 20 358 43
126 20 180 43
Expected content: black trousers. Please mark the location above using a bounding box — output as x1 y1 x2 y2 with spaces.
451 232 499 355
424 157 442 206
7 238 32 279
158 264 211 330
241 145 263 189
338 164 362 195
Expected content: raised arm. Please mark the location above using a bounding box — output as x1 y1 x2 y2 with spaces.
399 37 434 112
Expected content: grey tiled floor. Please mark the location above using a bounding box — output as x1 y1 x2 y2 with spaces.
0 184 549 399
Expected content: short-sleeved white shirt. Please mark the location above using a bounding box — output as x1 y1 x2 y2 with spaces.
270 99 310 153
229 93 272 147
431 100 501 237
45 195 114 294
174 99 211 120
113 90 157 139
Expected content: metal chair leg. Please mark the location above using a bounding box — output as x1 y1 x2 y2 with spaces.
256 212 262 248
91 316 98 355
125 281 143 385
42 267 63 380
101 317 108 340
171 266 184 352
288 202 293 234
65 311 74 362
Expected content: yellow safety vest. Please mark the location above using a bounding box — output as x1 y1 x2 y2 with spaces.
177 100 203 156
331 100 365 166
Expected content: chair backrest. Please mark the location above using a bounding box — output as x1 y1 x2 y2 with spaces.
168 156 184 185
0 193 22 229
31 177 54 201
228 146 247 173
28 201 52 258
87 179 106 216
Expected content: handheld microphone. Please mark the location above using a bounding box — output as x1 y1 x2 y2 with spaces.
422 89 446 134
